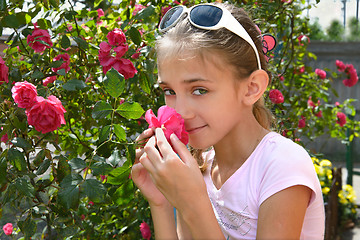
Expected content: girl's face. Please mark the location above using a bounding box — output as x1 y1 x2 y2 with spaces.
158 53 251 149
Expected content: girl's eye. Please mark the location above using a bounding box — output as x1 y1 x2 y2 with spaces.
193 88 208 96
163 89 176 96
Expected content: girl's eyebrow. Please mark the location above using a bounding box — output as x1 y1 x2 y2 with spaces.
158 78 212 85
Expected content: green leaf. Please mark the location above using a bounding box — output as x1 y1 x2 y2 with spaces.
7 148 27 172
68 158 86 170
91 161 113 176
60 35 71 49
57 68 66 76
56 155 71 183
112 180 134 205
0 152 8 184
15 177 35 197
18 216 37 238
33 149 46 167
108 149 122 167
113 124 126 142
74 36 89 50
4 15 20 28
36 159 50 175
94 0 103 8
99 125 111 143
63 79 87 91
104 68 125 98
58 184 80 209
127 27 142 45
0 0 6 11
82 179 106 203
92 101 113 119
107 165 131 185
31 70 44 79
10 137 31 150
134 5 156 21
117 102 144 119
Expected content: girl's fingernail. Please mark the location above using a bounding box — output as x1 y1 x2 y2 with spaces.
171 133 178 140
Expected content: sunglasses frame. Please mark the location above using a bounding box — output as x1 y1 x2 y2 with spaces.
159 4 262 70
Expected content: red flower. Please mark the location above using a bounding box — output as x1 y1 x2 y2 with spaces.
43 76 57 86
26 26 53 53
298 116 306 128
11 81 38 109
342 64 358 87
52 53 71 74
1 127 8 143
97 8 104 18
3 223 13 236
26 96 66 134
269 89 284 104
145 105 189 145
0 56 9 85
133 4 145 16
107 28 126 47
102 58 137 79
336 60 346 72
336 112 346 127
139 221 151 240
297 35 309 46
315 68 326 79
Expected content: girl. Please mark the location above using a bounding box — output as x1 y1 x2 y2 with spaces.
131 2 325 239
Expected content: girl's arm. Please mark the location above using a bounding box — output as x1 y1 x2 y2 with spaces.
140 128 225 239
256 185 312 239
150 202 177 239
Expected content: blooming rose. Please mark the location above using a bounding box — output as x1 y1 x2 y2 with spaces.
145 105 189 145
102 58 137 79
26 96 66 134
98 41 113 66
27 26 53 53
315 68 326 79
12 81 38 108
269 89 284 104
0 56 9 85
342 64 358 87
107 28 126 47
336 60 346 72
298 116 306 128
52 53 71 74
336 112 346 127
97 8 104 18
1 127 8 143
139 221 151 240
3 223 13 236
43 76 57 86
133 4 145 16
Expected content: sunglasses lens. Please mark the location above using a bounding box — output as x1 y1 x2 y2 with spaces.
159 6 184 30
190 5 222 27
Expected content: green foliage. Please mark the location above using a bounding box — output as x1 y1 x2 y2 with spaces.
0 0 359 239
327 19 345 41
348 17 360 41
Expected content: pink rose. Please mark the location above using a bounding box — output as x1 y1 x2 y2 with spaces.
297 35 309 46
52 53 71 74
145 105 189 145
1 127 8 143
342 64 358 87
336 60 346 72
113 44 129 58
315 68 326 79
269 89 284 104
26 96 66 134
27 27 53 53
98 42 113 66
97 8 104 18
3 223 13 236
43 76 57 86
139 221 151 240
336 112 346 127
12 81 38 108
0 56 9 85
298 116 306 128
133 4 145 16
107 28 126 47
103 58 137 79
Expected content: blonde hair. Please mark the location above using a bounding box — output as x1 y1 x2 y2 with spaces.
156 3 274 171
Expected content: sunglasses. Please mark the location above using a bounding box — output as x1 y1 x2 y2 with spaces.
159 4 262 70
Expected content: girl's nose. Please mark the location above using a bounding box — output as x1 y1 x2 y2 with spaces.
174 99 195 120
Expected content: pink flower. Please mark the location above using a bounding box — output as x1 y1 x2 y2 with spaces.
140 221 151 240
278 74 284 81
133 4 145 16
336 112 346 127
336 60 346 72
269 89 284 104
298 116 306 128
0 56 9 85
1 127 8 143
342 64 358 87
335 102 340 106
52 53 71 74
3 223 13 236
103 58 137 79
107 29 126 47
43 76 57 86
26 96 66 134
27 27 53 53
297 35 309 46
113 44 129 58
145 105 189 145
98 41 113 66
11 81 38 108
315 68 326 79
97 8 104 18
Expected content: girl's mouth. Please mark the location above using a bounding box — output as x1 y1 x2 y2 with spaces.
186 125 207 134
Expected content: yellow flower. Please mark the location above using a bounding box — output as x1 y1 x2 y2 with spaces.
322 187 330 195
320 159 332 168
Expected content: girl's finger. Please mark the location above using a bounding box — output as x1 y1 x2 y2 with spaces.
135 128 155 145
154 128 174 157
139 152 156 174
143 135 163 164
170 133 196 166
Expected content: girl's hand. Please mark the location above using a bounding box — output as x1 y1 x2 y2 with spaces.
140 128 208 212
131 128 169 207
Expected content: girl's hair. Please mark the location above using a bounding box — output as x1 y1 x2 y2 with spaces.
156 3 274 170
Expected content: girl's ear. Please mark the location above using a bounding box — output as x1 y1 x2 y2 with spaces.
243 70 269 106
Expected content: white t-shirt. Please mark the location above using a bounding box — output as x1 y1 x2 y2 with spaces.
203 132 325 239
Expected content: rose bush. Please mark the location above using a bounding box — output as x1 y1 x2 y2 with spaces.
0 0 359 239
